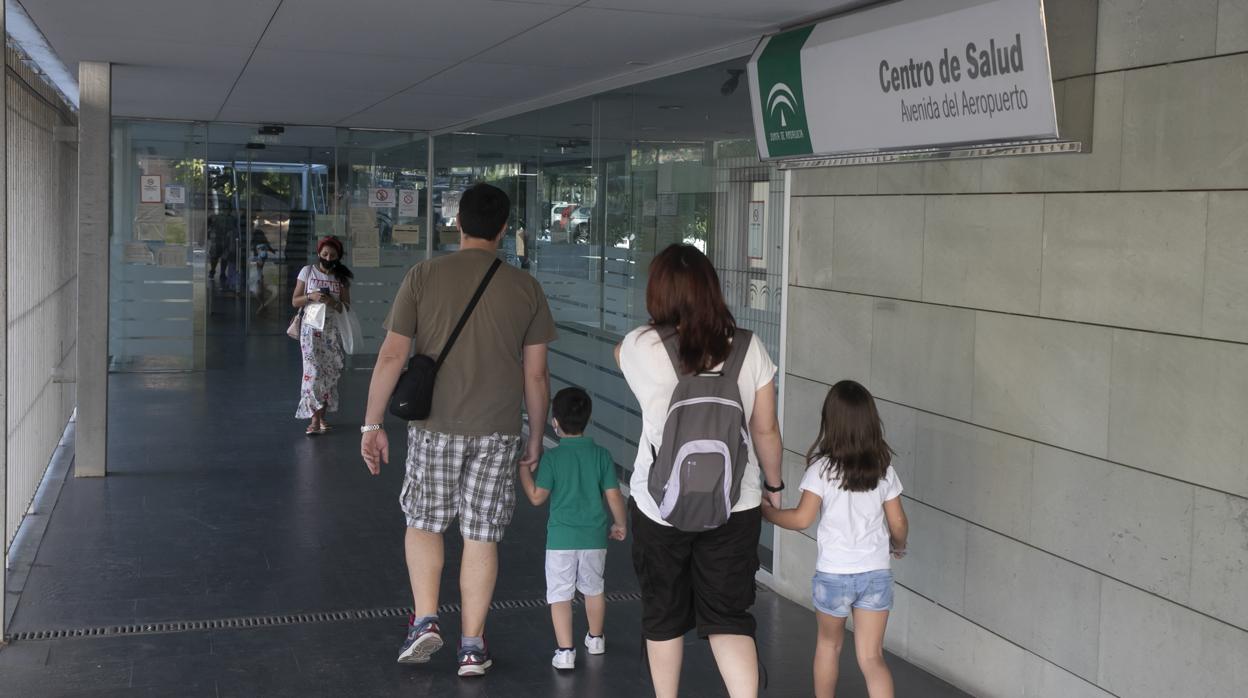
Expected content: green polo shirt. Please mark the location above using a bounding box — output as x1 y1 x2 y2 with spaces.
534 436 619 550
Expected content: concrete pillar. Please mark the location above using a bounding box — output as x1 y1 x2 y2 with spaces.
75 62 109 478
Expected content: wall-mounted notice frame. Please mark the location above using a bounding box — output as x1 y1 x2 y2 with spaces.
140 175 163 203
748 0 1060 161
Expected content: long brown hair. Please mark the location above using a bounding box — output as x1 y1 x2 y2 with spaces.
646 244 736 374
806 381 895 492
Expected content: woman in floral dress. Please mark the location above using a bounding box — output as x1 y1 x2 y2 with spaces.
292 236 353 435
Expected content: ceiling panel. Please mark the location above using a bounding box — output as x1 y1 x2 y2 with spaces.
339 91 514 131
111 66 238 121
259 0 569 61
217 78 394 126
473 7 764 69
584 0 875 24
237 49 452 94
406 61 604 100
23 0 280 55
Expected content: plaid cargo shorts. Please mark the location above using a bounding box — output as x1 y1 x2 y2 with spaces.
400 427 522 543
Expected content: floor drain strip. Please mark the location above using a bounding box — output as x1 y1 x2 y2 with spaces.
3 591 642 643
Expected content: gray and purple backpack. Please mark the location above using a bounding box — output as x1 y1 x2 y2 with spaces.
648 328 753 532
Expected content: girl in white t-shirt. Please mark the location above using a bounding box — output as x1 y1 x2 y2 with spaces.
763 380 908 698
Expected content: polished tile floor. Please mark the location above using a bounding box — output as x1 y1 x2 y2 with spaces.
1 316 967 697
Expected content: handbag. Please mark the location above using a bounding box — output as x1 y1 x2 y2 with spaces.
389 258 502 421
286 308 303 339
304 302 327 331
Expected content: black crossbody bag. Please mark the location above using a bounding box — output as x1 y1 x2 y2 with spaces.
388 258 503 421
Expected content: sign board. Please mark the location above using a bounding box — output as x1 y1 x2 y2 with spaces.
441 191 462 224
164 185 186 205
140 175 162 203
747 201 766 261
369 187 396 208
748 0 1058 160
393 224 421 245
398 189 420 218
658 193 678 217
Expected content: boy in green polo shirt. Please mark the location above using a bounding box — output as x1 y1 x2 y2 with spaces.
518 387 627 671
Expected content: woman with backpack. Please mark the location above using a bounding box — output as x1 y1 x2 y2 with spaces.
616 243 784 698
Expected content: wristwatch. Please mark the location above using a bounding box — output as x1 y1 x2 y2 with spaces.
764 479 785 493
360 424 383 434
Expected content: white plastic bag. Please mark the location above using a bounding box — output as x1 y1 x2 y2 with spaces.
337 308 364 354
304 302 327 331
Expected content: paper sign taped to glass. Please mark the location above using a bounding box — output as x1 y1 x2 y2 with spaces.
393 224 421 245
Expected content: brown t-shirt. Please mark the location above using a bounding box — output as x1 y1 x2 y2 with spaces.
383 248 557 436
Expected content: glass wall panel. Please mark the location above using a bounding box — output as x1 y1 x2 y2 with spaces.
109 120 208 371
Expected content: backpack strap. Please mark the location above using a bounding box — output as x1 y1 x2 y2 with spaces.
721 329 754 382
657 326 685 376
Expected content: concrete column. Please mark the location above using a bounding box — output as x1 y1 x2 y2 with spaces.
75 62 110 478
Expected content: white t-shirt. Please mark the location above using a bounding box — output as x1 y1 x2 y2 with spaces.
297 265 345 301
619 326 777 526
800 461 904 574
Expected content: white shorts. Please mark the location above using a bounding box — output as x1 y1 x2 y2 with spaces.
545 549 607 603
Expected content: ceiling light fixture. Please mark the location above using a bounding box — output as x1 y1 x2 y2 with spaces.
658 105 683 111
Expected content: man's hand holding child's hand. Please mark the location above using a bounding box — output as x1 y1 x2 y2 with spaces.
609 524 627 541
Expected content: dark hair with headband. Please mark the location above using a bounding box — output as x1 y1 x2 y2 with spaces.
316 236 354 285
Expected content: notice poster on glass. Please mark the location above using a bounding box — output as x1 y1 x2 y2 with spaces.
353 246 380 268
165 185 186 205
747 201 766 261
136 222 165 242
140 175 163 203
441 190 462 223
659 193 678 216
165 218 188 245
393 224 421 246
136 203 164 223
369 187 396 208
352 225 380 249
157 245 187 268
124 243 155 264
398 189 420 218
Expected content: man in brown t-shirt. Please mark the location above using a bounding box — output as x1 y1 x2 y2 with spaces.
360 182 557 677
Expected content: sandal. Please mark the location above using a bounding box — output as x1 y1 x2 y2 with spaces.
306 423 320 436
318 422 333 434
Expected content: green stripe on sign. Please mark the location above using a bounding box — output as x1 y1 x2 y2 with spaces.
757 25 815 157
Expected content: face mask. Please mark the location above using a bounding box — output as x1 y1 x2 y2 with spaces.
320 258 338 270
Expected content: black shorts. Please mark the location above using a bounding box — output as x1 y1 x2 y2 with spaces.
629 499 761 641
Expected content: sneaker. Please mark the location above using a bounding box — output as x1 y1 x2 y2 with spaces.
584 633 606 655
397 616 443 664
457 641 493 677
552 648 576 670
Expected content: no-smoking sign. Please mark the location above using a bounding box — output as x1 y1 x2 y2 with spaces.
369 187 396 208
398 190 420 217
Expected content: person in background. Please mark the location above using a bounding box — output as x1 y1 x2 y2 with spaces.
763 380 908 698
517 387 627 671
292 236 352 435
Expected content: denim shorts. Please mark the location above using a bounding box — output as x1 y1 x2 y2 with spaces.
812 569 894 617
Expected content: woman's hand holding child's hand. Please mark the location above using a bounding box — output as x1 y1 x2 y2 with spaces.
609 524 627 541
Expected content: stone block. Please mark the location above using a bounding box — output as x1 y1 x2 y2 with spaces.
877 399 919 499
1096 0 1218 72
828 196 924 300
1108 330 1248 498
782 373 827 462
1219 0 1248 53
1203 192 1248 343
877 160 983 195
870 300 975 421
1023 655 1115 698
1042 72 1124 192
790 165 877 196
893 502 966 613
786 287 873 388
972 312 1112 458
1098 579 1248 697
789 196 835 288
1190 489 1248 630
922 195 1044 314
907 593 1029 698
774 527 818 610
1031 445 1194 602
1040 192 1207 335
1122 54 1248 189
914 413 1034 540
964 527 1102 681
